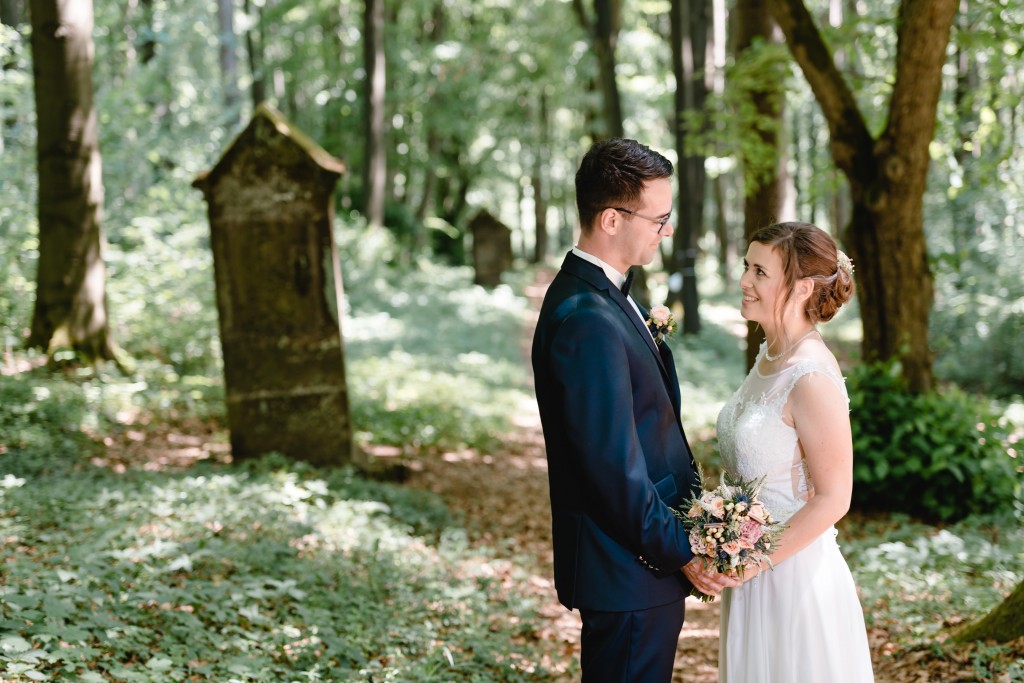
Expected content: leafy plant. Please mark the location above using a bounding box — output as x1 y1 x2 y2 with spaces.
841 511 1023 662
0 445 568 682
846 359 1022 522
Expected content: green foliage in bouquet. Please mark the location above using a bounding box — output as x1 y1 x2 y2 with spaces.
847 359 1022 522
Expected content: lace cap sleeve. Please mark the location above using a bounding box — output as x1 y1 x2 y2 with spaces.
782 359 848 408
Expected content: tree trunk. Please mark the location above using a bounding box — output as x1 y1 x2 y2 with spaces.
950 0 978 272
28 0 118 364
769 0 956 393
713 173 733 285
412 2 445 255
736 0 786 371
669 0 707 334
954 579 1024 644
532 92 549 264
592 0 623 138
137 0 154 64
216 0 240 120
243 0 264 107
0 0 21 26
363 0 386 228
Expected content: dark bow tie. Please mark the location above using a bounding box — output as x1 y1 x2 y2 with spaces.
620 269 634 296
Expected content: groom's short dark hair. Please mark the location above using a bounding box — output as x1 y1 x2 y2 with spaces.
575 138 674 234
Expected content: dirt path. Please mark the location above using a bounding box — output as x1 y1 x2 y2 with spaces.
405 268 722 682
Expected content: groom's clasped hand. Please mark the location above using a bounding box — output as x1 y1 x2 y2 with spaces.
681 557 741 596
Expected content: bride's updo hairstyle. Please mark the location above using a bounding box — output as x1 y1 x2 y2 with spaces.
749 221 856 324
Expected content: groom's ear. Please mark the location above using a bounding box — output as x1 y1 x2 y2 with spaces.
598 207 620 236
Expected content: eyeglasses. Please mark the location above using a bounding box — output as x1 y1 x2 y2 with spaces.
610 207 672 234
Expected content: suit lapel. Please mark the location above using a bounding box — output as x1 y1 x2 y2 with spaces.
560 253 669 378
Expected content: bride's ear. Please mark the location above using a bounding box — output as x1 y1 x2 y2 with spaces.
794 277 814 304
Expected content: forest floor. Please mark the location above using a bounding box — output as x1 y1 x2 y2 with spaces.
400 267 985 683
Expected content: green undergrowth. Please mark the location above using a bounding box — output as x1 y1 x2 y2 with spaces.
839 511 1024 674
338 228 536 455
0 454 566 682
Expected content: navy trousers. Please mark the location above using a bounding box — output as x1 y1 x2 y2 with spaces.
579 599 686 683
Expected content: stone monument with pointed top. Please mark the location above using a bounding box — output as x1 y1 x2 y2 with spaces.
193 102 353 466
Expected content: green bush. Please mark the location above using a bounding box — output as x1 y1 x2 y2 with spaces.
847 360 1022 522
933 305 1024 398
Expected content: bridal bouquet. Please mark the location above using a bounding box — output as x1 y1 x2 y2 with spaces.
673 476 785 602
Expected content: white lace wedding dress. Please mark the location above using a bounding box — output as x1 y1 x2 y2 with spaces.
716 343 874 682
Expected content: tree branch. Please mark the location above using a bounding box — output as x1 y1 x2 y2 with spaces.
883 0 957 167
768 0 873 179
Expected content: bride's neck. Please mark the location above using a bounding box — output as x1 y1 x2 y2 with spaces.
764 321 816 356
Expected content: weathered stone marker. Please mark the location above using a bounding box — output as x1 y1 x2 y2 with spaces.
469 209 512 287
193 102 353 466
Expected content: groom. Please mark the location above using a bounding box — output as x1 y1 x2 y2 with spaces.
532 138 734 682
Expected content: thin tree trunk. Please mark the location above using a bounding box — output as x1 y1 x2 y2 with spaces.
363 0 385 228
121 0 154 68
414 163 436 254
243 0 264 107
592 0 623 138
518 172 528 261
669 0 707 334
532 92 549 264
713 173 732 285
216 0 240 121
950 0 978 273
28 0 118 364
769 0 956 392
138 0 154 64
736 0 786 371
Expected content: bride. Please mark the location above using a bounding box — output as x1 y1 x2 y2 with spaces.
716 222 874 682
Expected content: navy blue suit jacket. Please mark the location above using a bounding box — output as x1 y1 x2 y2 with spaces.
532 252 700 613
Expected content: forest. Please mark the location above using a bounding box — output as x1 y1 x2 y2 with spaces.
1 0 1023 681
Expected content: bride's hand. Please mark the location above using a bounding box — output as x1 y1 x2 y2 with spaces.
736 561 768 583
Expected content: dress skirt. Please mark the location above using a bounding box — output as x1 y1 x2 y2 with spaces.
718 528 875 683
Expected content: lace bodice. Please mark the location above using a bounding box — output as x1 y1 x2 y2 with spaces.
716 342 848 522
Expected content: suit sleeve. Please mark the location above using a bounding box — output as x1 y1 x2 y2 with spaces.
549 306 695 571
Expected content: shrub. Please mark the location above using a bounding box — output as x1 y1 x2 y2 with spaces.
847 360 1022 522
933 306 1024 398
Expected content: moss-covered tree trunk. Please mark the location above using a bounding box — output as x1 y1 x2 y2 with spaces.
769 0 957 393
28 0 118 364
954 580 1024 644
